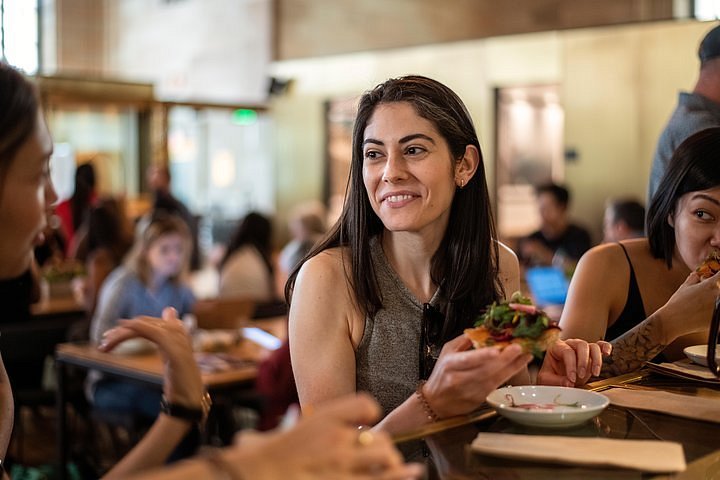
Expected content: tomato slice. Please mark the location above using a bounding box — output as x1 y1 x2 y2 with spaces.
508 303 537 315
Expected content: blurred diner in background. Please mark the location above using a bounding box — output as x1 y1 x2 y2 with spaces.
5 0 720 478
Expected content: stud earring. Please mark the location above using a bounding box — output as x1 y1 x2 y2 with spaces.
459 178 465 188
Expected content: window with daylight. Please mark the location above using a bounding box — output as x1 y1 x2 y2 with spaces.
1 0 39 74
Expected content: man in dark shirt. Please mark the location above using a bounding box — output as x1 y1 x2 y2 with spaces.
519 183 592 271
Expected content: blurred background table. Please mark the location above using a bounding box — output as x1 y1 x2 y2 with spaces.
54 318 285 480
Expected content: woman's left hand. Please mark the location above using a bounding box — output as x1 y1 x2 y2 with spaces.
537 339 612 387
98 307 203 409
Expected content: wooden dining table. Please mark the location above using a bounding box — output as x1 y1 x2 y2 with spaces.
394 370 720 479
54 316 286 480
30 295 85 319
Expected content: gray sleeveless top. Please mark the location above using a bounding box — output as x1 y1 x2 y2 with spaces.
356 236 444 418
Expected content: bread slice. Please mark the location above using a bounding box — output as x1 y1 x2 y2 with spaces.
697 249 720 280
464 325 560 357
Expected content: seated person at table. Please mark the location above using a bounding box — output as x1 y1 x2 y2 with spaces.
278 204 326 279
602 198 645 243
56 162 97 257
74 197 133 316
287 76 608 442
87 214 195 429
560 127 720 376
519 183 592 273
219 211 276 303
0 61 422 480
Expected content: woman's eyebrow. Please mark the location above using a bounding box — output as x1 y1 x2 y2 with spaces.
362 138 383 147
399 133 435 144
362 133 435 147
691 193 720 207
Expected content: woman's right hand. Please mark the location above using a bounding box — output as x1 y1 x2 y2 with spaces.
421 336 532 419
98 307 204 410
224 393 424 480
660 270 720 341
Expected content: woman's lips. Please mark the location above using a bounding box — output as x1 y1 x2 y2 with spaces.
382 193 418 208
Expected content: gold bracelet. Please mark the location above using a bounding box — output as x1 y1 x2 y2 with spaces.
204 450 244 480
415 380 439 422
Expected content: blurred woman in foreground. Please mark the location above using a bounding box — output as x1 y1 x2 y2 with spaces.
0 62 422 480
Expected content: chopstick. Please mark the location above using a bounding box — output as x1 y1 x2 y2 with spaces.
585 370 652 392
392 408 497 444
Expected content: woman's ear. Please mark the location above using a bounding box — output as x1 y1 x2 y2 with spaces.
455 145 480 188
667 212 675 228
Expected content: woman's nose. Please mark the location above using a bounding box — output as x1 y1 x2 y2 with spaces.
381 151 406 183
46 176 59 206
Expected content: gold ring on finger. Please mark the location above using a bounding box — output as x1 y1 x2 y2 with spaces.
357 430 374 447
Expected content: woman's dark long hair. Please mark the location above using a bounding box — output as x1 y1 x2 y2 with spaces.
0 63 39 195
70 163 96 231
286 75 502 342
86 197 131 264
647 127 720 268
221 212 274 277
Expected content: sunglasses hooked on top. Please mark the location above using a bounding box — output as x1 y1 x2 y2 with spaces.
420 303 444 380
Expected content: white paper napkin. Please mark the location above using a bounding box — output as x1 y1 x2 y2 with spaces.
646 359 720 382
604 387 720 423
471 432 686 473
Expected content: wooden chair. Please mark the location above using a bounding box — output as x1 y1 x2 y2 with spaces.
194 297 256 330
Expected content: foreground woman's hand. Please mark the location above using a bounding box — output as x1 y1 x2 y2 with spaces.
98 307 203 410
225 393 424 480
537 339 612 387
422 336 532 419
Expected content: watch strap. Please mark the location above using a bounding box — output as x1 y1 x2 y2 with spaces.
160 391 211 424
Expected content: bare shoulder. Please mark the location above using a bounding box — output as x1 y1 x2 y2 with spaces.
615 238 656 266
292 246 355 313
577 241 632 272
570 241 635 308
296 247 350 287
561 242 635 338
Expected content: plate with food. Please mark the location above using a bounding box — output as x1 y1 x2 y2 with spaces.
464 292 560 359
683 344 720 367
486 385 609 428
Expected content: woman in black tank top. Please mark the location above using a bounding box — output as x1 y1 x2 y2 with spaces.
560 127 720 377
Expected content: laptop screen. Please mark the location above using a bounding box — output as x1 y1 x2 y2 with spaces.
524 266 569 306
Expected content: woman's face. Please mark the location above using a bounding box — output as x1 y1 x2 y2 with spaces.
361 102 459 237
146 232 186 280
0 112 56 279
672 186 720 270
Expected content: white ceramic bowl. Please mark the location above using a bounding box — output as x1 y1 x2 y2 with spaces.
486 385 609 428
683 344 720 367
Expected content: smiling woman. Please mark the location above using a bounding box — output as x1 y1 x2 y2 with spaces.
286 76 606 447
560 127 720 376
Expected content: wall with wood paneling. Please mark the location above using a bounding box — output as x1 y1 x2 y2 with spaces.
275 0 674 60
